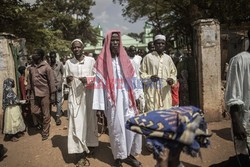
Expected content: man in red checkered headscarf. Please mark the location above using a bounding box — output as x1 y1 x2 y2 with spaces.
93 30 143 167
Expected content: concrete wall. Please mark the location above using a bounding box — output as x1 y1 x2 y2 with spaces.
0 36 17 130
193 19 222 122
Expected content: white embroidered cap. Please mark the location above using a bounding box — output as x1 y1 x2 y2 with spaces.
154 34 166 41
71 39 83 45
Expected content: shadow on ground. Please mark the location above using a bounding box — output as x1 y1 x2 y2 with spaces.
210 155 250 167
51 135 114 166
26 109 60 136
212 128 232 141
51 135 77 164
91 141 114 166
26 126 41 136
182 161 201 167
0 155 7 162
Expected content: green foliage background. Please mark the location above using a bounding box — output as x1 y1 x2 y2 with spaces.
0 0 99 56
114 0 250 50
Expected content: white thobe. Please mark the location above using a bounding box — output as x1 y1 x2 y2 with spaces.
130 56 145 113
140 51 177 111
93 56 142 159
225 51 250 155
65 57 98 154
133 55 142 67
130 55 142 77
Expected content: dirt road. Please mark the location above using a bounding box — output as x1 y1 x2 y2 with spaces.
0 106 237 167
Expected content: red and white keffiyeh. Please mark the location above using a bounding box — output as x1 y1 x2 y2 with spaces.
94 30 137 113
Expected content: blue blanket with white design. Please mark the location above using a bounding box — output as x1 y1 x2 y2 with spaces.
126 106 211 158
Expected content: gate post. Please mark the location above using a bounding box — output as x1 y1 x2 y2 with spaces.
193 19 222 121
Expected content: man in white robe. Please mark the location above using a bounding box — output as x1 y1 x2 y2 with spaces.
225 30 250 164
128 45 143 68
65 39 98 166
140 35 177 112
128 45 145 113
93 30 142 167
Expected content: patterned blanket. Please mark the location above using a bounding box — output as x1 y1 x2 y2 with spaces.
126 106 211 158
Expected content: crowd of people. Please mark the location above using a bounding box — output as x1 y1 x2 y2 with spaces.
2 30 249 167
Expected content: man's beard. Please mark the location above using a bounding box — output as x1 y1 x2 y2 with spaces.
111 48 119 56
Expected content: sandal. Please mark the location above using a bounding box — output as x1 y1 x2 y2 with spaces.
87 147 95 157
11 137 19 142
129 155 142 166
42 134 49 141
123 155 142 167
17 132 25 138
36 125 42 130
76 157 90 167
113 159 123 167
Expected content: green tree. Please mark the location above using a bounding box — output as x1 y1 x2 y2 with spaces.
0 0 98 55
127 32 144 42
114 0 250 50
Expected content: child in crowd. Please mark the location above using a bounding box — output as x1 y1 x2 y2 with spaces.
18 66 33 127
2 78 26 142
171 81 180 107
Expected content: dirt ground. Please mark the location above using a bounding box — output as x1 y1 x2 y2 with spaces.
0 103 239 167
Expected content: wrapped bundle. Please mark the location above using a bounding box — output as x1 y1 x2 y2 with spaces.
126 106 211 158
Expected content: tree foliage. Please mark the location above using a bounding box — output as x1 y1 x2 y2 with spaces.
0 0 98 55
127 32 144 42
114 0 250 50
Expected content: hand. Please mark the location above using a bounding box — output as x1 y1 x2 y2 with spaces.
150 75 160 82
156 148 169 167
166 78 174 86
159 148 169 162
57 85 62 92
136 99 140 109
50 93 56 105
18 100 28 105
230 105 247 140
232 122 247 140
79 77 87 85
26 93 31 103
26 94 30 101
16 100 22 105
66 76 73 84
26 90 31 100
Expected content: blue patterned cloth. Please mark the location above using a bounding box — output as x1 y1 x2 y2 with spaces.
126 106 210 158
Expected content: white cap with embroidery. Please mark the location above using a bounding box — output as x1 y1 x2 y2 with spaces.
154 34 166 41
